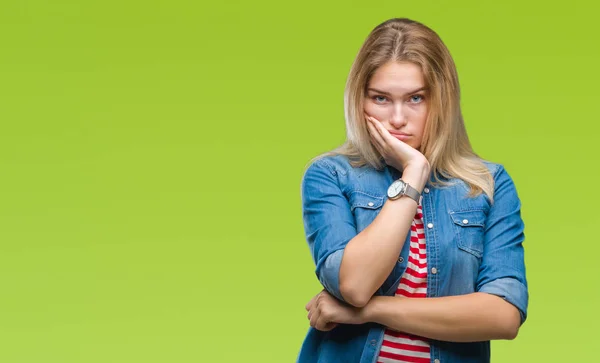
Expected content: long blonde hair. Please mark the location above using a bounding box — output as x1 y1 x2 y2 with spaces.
315 18 494 201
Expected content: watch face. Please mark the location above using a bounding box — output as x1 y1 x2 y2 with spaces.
387 180 406 198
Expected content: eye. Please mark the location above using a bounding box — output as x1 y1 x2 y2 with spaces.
372 95 388 104
409 95 424 104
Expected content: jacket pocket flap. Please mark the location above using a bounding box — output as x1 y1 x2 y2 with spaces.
349 191 384 211
449 210 486 228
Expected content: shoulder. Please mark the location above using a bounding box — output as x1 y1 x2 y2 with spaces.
478 159 522 210
303 154 376 178
304 154 352 175
480 159 503 176
438 158 504 189
301 155 349 193
301 154 386 198
477 159 517 192
480 159 517 188
439 159 513 208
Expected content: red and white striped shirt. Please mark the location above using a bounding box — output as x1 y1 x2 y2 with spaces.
376 204 431 363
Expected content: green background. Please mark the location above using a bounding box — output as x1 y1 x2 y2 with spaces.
0 0 598 362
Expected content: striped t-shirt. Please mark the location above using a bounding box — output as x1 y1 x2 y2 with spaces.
376 204 431 363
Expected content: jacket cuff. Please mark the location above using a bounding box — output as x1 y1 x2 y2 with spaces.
478 277 529 324
317 249 346 302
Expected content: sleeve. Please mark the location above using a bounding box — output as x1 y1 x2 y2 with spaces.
301 160 358 302
476 165 529 325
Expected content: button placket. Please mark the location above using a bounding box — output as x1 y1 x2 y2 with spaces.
421 186 438 298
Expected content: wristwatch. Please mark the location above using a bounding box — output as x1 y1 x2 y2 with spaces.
387 179 421 203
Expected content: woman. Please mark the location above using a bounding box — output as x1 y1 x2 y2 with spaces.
298 18 528 363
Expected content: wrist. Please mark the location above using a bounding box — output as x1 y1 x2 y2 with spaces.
361 296 405 327
360 296 384 325
356 303 372 325
401 165 430 193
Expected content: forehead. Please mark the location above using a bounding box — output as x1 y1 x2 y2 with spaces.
368 61 425 92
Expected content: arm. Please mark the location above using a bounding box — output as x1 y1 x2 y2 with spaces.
360 165 528 341
363 292 520 342
301 160 428 307
339 166 428 306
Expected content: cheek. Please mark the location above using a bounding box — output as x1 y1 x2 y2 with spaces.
364 102 387 119
414 107 428 133
407 110 427 144
363 101 375 115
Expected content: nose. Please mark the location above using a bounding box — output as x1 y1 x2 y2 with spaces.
389 103 407 129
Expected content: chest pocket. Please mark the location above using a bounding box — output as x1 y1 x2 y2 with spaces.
348 191 384 233
450 209 487 258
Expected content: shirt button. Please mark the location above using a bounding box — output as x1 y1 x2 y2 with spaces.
370 339 377 346
398 257 404 263
431 267 438 274
427 223 433 229
462 219 469 224
367 202 374 207
424 187 430 193
434 359 440 363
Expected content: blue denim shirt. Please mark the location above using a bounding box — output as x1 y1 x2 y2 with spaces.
297 154 528 363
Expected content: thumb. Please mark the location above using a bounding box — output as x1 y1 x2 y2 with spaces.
305 289 326 310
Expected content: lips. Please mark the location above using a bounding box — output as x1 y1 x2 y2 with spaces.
388 131 411 140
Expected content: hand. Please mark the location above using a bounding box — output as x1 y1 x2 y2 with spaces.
305 290 365 331
365 114 431 191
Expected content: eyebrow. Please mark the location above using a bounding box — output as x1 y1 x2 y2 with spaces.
367 87 427 95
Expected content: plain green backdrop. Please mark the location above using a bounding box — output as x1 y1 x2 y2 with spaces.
0 0 598 362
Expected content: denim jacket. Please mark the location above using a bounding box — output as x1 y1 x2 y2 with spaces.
297 154 528 363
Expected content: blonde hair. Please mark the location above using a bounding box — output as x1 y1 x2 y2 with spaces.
314 18 494 201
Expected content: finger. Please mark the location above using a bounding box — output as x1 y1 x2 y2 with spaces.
368 116 399 146
366 117 386 152
306 289 326 311
307 299 320 320
322 322 338 331
305 295 318 311
315 310 333 331
309 307 320 328
369 131 385 156
367 116 397 150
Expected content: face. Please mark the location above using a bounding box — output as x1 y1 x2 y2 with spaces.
364 61 429 150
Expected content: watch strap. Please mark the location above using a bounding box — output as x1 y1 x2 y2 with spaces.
404 183 421 204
